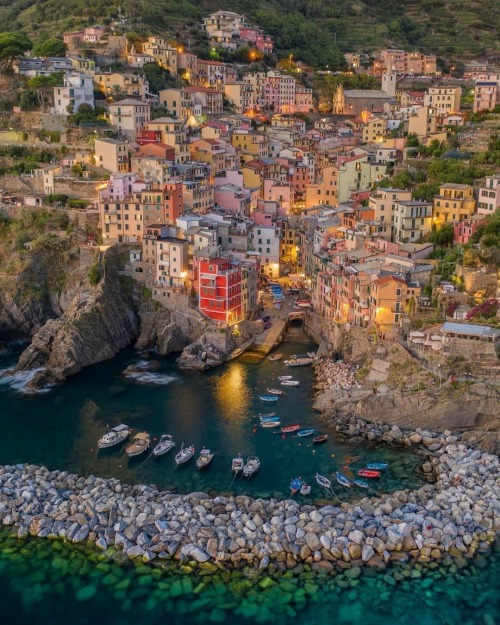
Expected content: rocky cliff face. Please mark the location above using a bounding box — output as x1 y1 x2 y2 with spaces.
135 309 206 355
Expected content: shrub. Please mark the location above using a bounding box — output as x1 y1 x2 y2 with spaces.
466 299 499 321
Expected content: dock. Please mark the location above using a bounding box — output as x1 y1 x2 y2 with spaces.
251 319 288 356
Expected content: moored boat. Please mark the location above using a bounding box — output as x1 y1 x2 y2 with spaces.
260 415 280 421
281 425 300 433
315 473 332 489
290 477 302 495
366 462 388 470
358 468 380 478
261 420 281 428
268 353 283 361
284 358 313 367
125 432 151 458
300 483 311 495
175 444 195 465
313 433 328 445
97 424 131 449
243 456 260 478
259 395 279 402
336 472 352 488
278 376 293 380
258 412 276 418
353 478 370 489
307 352 316 358
280 380 300 386
296 428 315 438
152 434 175 456
232 454 244 474
196 448 214 469
267 388 285 395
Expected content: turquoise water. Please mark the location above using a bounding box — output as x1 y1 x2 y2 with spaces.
0 340 498 624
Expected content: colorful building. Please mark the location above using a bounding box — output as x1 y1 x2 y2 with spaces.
199 258 242 323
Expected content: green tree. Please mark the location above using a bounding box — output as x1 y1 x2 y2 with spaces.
32 38 66 57
107 85 127 101
0 32 32 72
27 73 62 110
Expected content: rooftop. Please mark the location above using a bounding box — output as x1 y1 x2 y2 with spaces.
441 322 500 339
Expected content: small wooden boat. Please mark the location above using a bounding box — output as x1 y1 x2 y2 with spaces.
290 477 302 495
259 395 279 402
315 473 332 489
98 424 131 449
267 388 285 395
284 358 313 367
366 462 388 470
258 412 276 418
278 376 293 380
313 433 328 445
196 448 214 469
280 380 300 387
358 468 380 478
125 432 150 458
175 444 195 465
232 455 244 474
300 483 311 495
268 353 283 361
261 420 281 428
153 434 175 456
353 478 370 489
336 472 352 488
243 456 260 478
280 425 300 433
296 428 315 438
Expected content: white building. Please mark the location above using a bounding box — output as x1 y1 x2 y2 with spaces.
53 73 94 115
250 225 281 278
108 98 151 140
477 175 500 215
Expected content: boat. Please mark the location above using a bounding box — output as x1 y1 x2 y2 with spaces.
296 428 315 438
315 473 332 489
260 415 280 421
366 462 388 470
281 425 300 433
125 432 151 458
336 472 352 488
290 477 302 495
313 433 328 445
97 424 131 449
261 421 281 428
232 455 244 474
258 412 276 418
152 434 175 457
268 353 283 361
284 357 313 367
307 352 316 358
175 444 195 465
243 456 260 478
278 375 293 380
196 448 214 469
267 388 285 395
259 395 279 402
280 380 300 386
353 478 370 489
300 483 311 495
358 469 381 478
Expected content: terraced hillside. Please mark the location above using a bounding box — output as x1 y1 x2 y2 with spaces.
0 0 498 65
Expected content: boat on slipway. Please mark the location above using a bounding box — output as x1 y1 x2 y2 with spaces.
152 434 175 457
97 424 131 449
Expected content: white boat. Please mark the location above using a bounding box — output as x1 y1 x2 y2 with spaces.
243 456 261 477
175 443 195 465
300 483 311 496
268 353 283 361
153 434 175 457
284 357 313 367
97 424 131 449
125 432 151 457
261 420 281 428
280 380 300 386
196 448 214 469
267 387 285 395
278 375 293 381
232 455 244 474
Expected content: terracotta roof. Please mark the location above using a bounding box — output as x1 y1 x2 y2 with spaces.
372 275 406 286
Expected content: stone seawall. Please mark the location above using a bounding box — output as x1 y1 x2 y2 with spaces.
0 441 498 574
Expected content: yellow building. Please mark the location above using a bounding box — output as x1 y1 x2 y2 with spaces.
407 106 438 139
362 117 387 144
370 275 420 327
423 87 461 115
94 72 150 101
231 130 269 161
368 188 412 240
142 37 178 73
433 183 476 224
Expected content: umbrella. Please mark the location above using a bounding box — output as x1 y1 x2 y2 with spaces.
412 338 424 344
410 331 425 338
431 342 443 351
431 334 443 341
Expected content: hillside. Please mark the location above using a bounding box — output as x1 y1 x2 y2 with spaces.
1 0 498 67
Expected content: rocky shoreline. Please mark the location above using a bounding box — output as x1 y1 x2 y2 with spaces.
1 437 498 575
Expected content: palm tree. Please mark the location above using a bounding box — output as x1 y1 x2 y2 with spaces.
107 85 127 102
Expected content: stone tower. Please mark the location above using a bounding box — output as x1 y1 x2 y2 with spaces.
382 65 396 97
333 84 345 114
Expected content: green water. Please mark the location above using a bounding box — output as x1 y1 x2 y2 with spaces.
0 340 498 624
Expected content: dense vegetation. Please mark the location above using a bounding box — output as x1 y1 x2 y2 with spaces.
0 0 498 70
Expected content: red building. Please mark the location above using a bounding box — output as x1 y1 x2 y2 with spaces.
199 258 242 323
453 216 485 244
163 182 184 224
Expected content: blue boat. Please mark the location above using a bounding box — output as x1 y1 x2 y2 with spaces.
296 428 315 437
353 478 369 489
315 473 332 489
335 472 352 488
290 477 302 495
259 395 279 402
367 462 388 470
260 415 280 421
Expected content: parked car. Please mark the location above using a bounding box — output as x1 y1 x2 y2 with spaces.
262 316 271 322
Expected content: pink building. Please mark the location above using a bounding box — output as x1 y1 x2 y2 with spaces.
474 81 499 113
239 27 274 53
453 216 486 244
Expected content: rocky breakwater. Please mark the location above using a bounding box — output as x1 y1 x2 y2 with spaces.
12 247 139 391
0 448 498 574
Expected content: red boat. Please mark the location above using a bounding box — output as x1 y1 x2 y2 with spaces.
358 469 381 478
281 425 300 433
